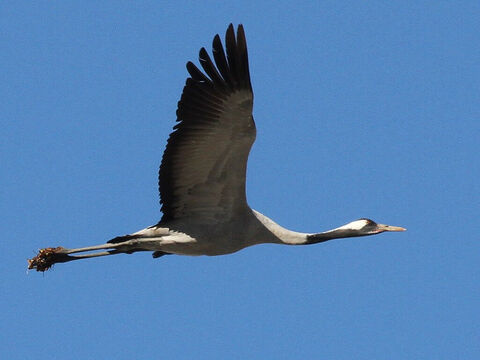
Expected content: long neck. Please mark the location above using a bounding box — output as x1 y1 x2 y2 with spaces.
252 210 368 245
305 229 370 244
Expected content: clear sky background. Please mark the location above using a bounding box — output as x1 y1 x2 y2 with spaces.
2 1 479 359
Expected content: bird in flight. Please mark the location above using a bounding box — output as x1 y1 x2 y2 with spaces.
28 24 405 272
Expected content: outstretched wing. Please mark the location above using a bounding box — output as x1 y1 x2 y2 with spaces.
159 24 255 223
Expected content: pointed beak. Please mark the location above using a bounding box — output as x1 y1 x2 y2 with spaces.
377 224 406 232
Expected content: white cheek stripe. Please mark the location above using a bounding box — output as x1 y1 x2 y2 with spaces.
335 220 369 231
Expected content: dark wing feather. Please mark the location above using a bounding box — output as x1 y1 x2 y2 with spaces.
159 24 255 223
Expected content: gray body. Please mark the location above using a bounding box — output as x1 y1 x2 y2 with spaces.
132 210 292 256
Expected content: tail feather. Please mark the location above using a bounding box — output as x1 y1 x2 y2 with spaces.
107 234 138 244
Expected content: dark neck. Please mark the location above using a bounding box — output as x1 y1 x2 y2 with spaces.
306 229 370 244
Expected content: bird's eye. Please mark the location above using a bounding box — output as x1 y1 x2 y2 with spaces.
364 219 376 226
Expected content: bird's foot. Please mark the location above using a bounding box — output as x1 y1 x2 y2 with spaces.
27 247 69 272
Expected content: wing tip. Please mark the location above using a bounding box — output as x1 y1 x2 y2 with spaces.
185 24 251 92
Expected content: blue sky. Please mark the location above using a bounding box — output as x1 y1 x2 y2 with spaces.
2 1 479 359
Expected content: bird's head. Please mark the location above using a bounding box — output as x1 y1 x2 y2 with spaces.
339 218 406 235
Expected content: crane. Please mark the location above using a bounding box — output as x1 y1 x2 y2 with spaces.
28 24 405 272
